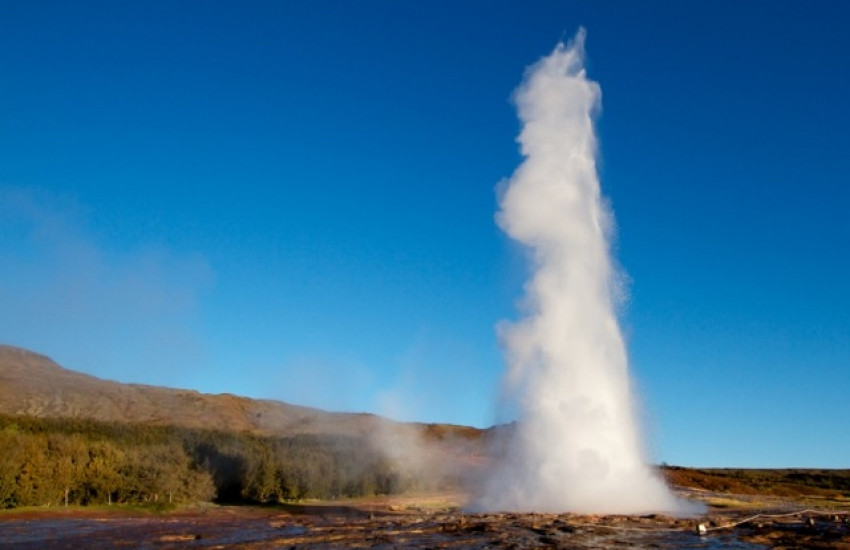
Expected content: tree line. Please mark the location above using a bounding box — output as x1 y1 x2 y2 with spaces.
0 414 418 509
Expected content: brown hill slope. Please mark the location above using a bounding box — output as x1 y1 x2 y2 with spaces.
0 344 405 437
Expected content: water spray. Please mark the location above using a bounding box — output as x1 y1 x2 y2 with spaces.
477 29 689 514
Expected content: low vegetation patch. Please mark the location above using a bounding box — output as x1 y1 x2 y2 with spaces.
0 414 432 509
662 465 850 500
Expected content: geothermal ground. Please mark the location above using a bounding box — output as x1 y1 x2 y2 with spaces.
2 486 848 549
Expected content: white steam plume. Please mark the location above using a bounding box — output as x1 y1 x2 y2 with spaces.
479 30 687 514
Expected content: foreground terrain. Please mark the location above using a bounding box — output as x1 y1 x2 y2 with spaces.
1 488 848 549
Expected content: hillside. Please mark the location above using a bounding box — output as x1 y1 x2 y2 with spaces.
0 345 491 508
0 345 440 439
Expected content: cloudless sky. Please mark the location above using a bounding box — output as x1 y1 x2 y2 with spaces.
1 0 848 468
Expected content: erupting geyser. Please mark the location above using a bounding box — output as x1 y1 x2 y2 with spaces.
479 30 686 514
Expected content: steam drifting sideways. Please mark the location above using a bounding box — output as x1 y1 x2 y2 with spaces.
478 30 689 514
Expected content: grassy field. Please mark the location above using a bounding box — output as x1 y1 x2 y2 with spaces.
664 467 850 497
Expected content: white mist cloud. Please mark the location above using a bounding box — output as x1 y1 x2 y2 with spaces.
0 186 213 384
477 30 691 514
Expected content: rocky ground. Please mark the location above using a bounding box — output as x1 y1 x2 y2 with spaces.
1 491 848 549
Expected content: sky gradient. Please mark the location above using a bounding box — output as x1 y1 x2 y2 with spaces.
2 0 848 468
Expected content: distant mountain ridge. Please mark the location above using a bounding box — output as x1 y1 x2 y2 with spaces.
0 344 408 438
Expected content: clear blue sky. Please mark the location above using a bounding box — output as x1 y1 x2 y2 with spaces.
1 1 848 468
